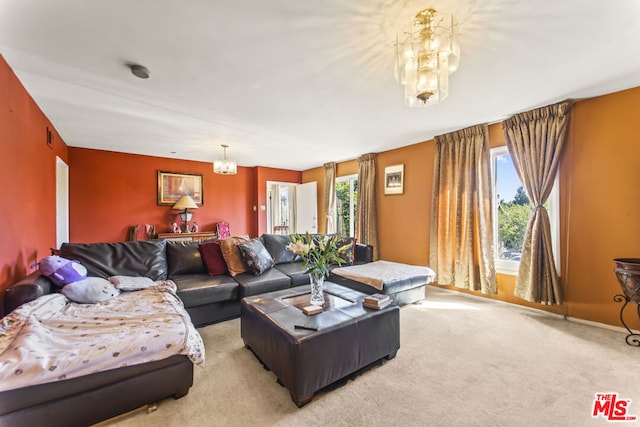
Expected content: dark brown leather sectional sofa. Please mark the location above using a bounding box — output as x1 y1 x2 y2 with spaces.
4 234 372 326
1 234 372 426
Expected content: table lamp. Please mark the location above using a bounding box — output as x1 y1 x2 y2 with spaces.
172 195 198 233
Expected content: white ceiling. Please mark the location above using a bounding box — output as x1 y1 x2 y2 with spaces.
2 0 640 171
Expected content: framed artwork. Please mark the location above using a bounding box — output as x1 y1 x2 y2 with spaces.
384 164 404 195
157 171 204 205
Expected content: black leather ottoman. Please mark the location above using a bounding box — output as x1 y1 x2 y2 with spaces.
240 282 400 407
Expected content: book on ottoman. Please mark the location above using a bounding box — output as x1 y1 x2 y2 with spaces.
363 293 392 309
302 305 323 315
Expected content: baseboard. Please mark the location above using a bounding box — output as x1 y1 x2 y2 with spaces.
425 284 639 335
565 315 639 334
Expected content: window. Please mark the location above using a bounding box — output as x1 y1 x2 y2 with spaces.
335 174 357 237
490 146 559 275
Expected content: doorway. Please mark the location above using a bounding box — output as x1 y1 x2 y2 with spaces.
266 181 317 234
56 156 69 247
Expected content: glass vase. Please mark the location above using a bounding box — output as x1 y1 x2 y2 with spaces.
309 271 325 306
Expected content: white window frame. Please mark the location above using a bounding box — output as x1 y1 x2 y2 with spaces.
335 174 357 237
490 146 560 276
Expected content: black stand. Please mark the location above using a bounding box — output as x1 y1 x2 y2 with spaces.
613 294 640 347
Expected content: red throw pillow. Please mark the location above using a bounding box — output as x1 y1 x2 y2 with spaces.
198 241 228 276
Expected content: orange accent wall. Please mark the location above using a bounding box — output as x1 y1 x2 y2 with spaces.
337 160 358 179
303 86 640 329
376 143 433 265
562 88 640 329
67 153 303 243
69 148 260 243
0 55 69 314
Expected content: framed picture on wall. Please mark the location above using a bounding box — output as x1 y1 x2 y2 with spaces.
157 171 204 205
384 164 404 195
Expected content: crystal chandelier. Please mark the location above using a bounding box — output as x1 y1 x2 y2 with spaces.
213 144 237 175
395 8 460 107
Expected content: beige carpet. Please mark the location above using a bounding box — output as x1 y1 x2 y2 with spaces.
102 286 640 427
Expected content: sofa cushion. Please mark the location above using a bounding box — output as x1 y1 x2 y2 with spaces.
198 241 228 275
172 274 240 307
59 240 168 281
234 268 291 298
218 236 250 276
274 262 311 286
262 234 296 264
166 240 207 276
237 238 275 276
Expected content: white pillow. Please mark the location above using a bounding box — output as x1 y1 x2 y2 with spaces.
61 277 120 303
108 275 156 291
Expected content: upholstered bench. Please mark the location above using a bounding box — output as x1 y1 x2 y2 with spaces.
330 260 436 306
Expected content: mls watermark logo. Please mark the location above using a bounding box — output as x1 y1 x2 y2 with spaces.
592 393 637 422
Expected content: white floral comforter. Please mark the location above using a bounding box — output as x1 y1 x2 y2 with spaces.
0 281 205 393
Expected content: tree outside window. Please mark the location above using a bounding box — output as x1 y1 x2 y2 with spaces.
491 146 559 274
336 175 357 237
497 185 530 261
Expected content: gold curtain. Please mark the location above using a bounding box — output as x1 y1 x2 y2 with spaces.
429 124 496 293
502 101 570 304
324 162 337 234
356 153 379 260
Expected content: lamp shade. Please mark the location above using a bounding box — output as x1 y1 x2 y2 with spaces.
172 195 198 210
